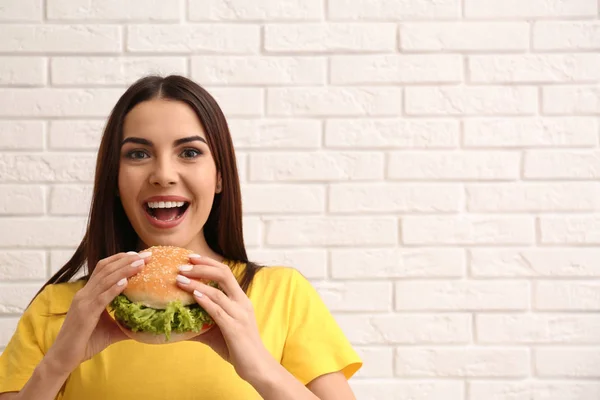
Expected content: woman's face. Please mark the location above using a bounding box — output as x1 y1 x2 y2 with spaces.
118 98 221 250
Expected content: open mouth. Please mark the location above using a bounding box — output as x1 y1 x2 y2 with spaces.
144 202 190 222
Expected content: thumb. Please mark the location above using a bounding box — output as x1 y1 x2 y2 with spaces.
99 309 129 344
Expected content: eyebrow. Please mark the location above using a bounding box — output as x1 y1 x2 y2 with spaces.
121 135 207 147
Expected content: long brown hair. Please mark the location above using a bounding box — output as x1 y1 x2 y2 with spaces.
34 75 262 301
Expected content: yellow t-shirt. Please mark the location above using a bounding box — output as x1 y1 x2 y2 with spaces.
0 263 362 399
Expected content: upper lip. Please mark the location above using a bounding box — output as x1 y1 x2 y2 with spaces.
143 195 191 205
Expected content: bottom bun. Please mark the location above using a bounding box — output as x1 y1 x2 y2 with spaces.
116 320 214 345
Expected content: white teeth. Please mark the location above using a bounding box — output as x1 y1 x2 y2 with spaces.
146 201 186 209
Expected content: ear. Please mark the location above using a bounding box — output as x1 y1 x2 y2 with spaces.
215 172 222 194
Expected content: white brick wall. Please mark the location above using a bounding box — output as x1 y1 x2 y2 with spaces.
0 1 599 399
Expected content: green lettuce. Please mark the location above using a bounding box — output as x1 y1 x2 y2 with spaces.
109 294 214 342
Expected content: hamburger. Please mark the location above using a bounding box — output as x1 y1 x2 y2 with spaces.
109 245 215 344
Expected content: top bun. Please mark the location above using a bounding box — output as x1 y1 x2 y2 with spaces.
124 245 200 309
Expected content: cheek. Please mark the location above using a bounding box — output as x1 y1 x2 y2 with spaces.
118 168 142 205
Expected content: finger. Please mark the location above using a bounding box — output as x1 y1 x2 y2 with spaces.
90 252 152 300
175 276 240 318
92 250 151 282
178 261 244 301
190 287 233 328
99 309 129 344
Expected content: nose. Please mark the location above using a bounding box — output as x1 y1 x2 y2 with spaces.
149 157 178 187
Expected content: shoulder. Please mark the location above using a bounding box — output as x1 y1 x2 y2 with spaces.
29 280 86 315
251 265 307 290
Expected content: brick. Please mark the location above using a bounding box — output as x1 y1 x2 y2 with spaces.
0 57 45 85
0 0 42 21
536 281 600 311
525 150 600 179
328 0 460 20
396 347 529 378
470 248 600 277
353 347 394 378
330 55 461 84
406 86 536 116
477 314 600 344
543 86 600 115
325 119 459 149
466 182 600 212
351 381 463 400
535 21 600 50
0 251 46 280
0 121 44 150
0 284 43 314
228 119 320 149
388 151 520 180
464 117 598 148
268 87 402 116
48 120 104 150
49 249 78 275
465 0 597 18
250 152 384 182
235 153 247 182
241 184 324 213
331 248 465 279
0 25 120 53
206 88 263 117
403 216 535 245
469 381 600 400
265 217 397 246
334 313 471 344
0 218 86 247
242 216 261 247
396 281 529 311
314 281 392 311
541 216 600 244
49 185 92 215
470 54 600 83
329 183 461 213
0 185 44 215
51 57 187 85
192 56 324 85
189 0 322 20
400 22 528 51
536 348 600 378
246 249 327 279
0 89 123 117
0 318 19 347
264 23 396 53
0 154 95 183
127 25 259 53
47 0 179 20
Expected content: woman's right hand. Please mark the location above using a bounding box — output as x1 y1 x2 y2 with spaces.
45 251 151 374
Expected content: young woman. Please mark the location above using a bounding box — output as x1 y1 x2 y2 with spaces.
0 75 362 400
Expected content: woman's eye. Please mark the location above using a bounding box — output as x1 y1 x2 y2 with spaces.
126 150 149 160
181 148 202 159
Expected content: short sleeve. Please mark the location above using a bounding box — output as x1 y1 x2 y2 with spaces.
280 270 362 385
0 286 49 394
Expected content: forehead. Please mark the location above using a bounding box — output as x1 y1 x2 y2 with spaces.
122 98 207 140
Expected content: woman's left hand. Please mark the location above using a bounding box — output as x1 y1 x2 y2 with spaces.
175 255 276 383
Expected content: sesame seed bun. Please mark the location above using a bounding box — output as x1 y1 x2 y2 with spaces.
124 245 203 309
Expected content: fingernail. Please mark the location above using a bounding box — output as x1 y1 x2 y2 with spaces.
193 290 203 298
117 278 127 286
178 264 193 272
176 275 191 284
138 251 152 258
131 259 144 268
126 251 138 255
189 254 201 259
